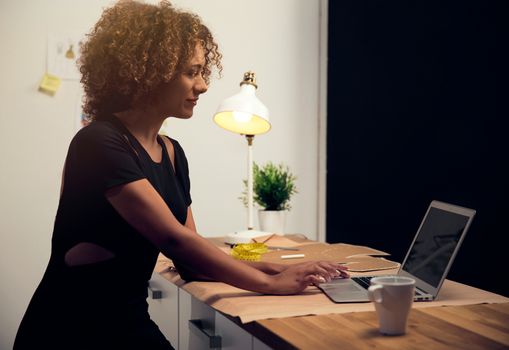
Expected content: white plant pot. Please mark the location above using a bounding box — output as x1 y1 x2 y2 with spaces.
258 210 287 234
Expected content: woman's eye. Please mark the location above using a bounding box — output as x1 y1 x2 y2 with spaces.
187 70 199 78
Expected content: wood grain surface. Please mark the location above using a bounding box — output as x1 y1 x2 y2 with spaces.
253 303 509 350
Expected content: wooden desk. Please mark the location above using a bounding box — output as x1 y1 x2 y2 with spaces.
250 303 509 350
152 239 509 349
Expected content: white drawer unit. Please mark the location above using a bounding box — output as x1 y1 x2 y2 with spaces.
252 338 273 350
179 288 218 350
214 312 252 350
147 272 179 348
149 275 274 350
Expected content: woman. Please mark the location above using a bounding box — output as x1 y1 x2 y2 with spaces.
14 1 348 349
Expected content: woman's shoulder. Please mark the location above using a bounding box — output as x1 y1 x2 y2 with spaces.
73 120 123 145
77 119 118 136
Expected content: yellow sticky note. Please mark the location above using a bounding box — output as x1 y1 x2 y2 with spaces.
38 73 61 96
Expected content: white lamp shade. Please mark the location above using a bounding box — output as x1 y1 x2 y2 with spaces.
213 84 271 135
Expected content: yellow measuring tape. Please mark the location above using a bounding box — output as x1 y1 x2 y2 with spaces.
231 243 268 261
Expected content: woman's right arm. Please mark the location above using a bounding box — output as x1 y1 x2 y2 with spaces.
106 179 343 294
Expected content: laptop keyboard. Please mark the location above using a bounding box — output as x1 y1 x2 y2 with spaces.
352 277 372 289
352 276 423 297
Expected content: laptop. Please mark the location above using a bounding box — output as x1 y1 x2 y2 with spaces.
318 200 476 303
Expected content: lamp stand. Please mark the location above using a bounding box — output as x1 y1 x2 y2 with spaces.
224 135 269 245
246 135 255 229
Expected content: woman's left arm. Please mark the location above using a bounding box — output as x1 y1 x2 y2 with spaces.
170 207 213 281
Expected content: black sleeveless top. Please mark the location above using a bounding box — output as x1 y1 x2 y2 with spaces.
14 115 190 348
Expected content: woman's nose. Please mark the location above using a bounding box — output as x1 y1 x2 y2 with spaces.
195 75 208 94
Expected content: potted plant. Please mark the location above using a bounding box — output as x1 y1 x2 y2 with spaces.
241 162 297 233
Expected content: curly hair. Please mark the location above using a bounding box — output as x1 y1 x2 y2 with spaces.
79 0 222 119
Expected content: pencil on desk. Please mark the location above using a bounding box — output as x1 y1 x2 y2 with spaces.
281 254 305 259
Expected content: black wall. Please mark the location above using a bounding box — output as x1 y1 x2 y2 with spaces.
326 1 507 296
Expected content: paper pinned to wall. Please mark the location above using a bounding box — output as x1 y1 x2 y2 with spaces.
38 73 61 96
47 33 85 81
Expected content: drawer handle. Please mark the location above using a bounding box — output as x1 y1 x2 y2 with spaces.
148 282 162 299
189 319 222 349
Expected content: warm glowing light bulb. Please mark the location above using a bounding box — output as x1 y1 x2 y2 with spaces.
233 111 253 123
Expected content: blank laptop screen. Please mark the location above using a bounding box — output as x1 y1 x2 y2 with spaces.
402 207 470 287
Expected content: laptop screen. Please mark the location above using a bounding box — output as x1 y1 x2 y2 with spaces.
401 207 470 287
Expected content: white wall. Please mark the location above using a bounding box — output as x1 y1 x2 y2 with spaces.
0 1 324 348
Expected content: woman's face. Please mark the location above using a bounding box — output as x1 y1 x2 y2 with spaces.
155 44 208 118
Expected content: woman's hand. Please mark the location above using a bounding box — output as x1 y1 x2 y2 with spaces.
276 260 350 277
266 261 349 295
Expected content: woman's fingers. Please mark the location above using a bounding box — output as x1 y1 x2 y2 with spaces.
316 262 348 276
272 260 351 293
271 260 353 294
336 269 350 278
302 261 350 283
312 265 336 282
323 262 349 277
336 264 349 271
318 262 345 275
335 264 350 278
304 274 324 286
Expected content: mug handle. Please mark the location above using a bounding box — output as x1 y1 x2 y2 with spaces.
368 284 384 303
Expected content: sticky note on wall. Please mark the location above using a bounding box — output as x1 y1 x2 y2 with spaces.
38 73 61 96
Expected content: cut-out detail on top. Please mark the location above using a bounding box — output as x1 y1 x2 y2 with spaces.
64 242 116 267
161 135 176 174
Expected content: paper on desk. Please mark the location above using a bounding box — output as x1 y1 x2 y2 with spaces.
154 253 509 324
179 277 509 324
261 243 399 272
339 256 399 272
252 234 314 247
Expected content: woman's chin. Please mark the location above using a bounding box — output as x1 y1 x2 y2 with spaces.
167 113 193 120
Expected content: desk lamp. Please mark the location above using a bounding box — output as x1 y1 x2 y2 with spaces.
213 71 271 244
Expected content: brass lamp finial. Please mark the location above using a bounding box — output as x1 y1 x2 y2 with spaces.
240 71 258 89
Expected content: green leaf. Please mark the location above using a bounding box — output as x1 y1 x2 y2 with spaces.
239 162 297 210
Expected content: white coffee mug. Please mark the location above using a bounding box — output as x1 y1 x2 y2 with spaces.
368 276 415 335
